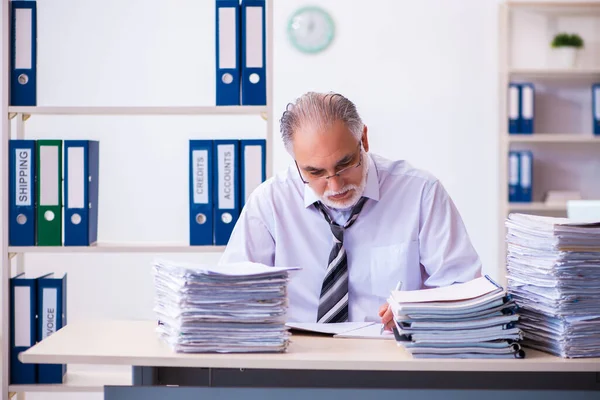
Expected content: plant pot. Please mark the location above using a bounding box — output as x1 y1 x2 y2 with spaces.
551 47 580 68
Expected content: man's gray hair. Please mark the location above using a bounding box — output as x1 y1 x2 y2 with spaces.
279 92 364 155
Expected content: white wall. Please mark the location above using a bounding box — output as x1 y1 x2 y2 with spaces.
1 0 503 398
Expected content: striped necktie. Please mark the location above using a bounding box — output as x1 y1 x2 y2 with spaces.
313 197 368 323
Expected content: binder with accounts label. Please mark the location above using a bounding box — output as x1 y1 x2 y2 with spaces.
10 1 37 106
240 139 266 207
189 140 214 245
508 83 520 134
10 273 37 384
64 140 100 246
36 140 63 246
37 273 67 383
520 83 534 134
213 140 240 245
216 0 241 106
241 0 266 106
519 151 533 202
9 140 36 246
593 83 600 135
508 151 520 203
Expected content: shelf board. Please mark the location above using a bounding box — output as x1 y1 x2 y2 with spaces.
508 68 600 78
507 134 600 143
508 202 566 211
8 243 227 253
8 106 268 116
8 367 131 392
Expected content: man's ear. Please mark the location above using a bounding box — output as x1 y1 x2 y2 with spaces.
361 125 369 152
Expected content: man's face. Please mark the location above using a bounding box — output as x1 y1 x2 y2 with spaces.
293 121 369 209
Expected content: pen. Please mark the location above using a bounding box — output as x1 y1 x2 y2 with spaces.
381 281 403 334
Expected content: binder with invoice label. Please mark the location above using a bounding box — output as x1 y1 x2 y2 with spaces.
9 139 36 246
240 139 266 207
10 0 37 106
36 140 63 246
241 0 266 106
519 150 533 202
216 0 241 106
189 140 214 245
593 83 600 135
508 151 520 203
64 140 100 246
520 83 534 134
10 273 38 384
508 83 520 134
213 140 240 245
37 273 67 383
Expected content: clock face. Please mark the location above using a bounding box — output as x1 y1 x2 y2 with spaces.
287 6 335 54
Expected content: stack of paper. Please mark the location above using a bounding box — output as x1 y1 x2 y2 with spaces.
505 213 600 358
387 276 525 359
151 259 298 353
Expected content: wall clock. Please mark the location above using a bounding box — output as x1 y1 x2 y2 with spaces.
287 6 335 54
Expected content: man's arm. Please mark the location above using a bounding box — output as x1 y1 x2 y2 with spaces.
418 179 482 287
219 193 275 266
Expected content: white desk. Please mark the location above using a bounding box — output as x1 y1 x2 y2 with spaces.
20 319 600 399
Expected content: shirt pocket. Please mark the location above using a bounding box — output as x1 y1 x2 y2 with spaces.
369 241 420 300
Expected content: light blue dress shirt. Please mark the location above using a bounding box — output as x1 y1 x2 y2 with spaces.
220 153 482 323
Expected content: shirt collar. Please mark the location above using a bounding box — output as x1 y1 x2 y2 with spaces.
303 152 380 208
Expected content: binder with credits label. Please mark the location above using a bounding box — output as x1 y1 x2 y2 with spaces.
189 140 214 245
64 140 100 246
9 139 36 246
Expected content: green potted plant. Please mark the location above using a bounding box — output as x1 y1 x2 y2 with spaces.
550 33 584 68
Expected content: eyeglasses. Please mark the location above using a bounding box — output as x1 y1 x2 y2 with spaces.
295 142 362 185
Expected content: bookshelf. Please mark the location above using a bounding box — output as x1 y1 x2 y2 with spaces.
0 0 274 397
498 1 600 284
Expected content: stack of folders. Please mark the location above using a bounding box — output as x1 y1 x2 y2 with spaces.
152 259 298 353
505 213 600 358
388 276 525 359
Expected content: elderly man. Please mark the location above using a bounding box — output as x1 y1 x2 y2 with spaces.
220 91 482 330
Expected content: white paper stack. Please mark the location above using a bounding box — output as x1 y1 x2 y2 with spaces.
505 213 600 358
151 259 299 353
387 276 525 359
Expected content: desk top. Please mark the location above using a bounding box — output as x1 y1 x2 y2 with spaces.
20 319 600 372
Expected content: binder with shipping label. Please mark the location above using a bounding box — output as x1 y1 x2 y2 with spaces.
213 140 240 245
9 139 36 246
37 273 67 383
36 140 63 246
64 140 100 246
189 140 214 245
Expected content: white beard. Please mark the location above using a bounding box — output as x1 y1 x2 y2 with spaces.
319 152 369 210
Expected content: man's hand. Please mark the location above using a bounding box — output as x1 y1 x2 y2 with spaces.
378 303 395 332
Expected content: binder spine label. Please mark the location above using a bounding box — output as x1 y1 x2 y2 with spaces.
509 153 518 185
15 148 32 206
521 86 533 119
595 86 600 120
40 145 59 206
192 150 209 204
67 147 85 208
218 7 237 69
218 144 235 209
246 7 264 68
41 288 57 340
509 86 519 119
15 8 32 69
521 153 532 187
14 286 31 347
